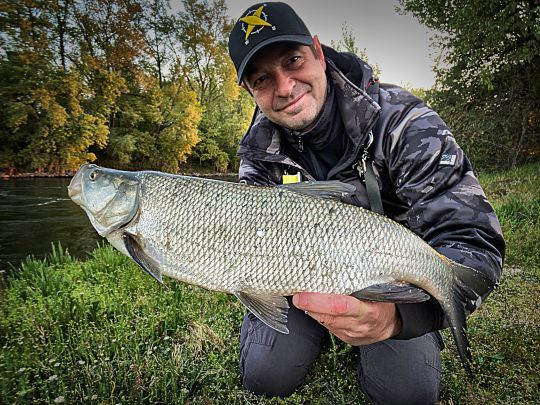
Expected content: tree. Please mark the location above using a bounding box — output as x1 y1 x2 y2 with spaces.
137 0 176 87
331 23 382 78
399 0 540 169
47 0 74 71
107 75 202 172
0 0 254 174
0 0 109 173
172 0 253 172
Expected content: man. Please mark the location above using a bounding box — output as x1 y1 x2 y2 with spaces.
227 2 504 403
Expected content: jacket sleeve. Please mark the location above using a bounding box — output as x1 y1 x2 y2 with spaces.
238 157 281 186
383 102 505 340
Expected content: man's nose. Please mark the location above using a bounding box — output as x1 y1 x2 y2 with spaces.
274 71 295 98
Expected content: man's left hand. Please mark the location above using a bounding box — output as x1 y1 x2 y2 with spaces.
292 292 402 346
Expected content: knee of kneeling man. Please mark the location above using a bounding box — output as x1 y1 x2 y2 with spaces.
242 365 302 398
362 380 440 405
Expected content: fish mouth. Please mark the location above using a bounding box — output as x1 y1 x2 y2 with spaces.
67 164 141 237
67 165 86 205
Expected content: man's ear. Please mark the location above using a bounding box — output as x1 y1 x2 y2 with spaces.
241 81 253 97
312 35 326 71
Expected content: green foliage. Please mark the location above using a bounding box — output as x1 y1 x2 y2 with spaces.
106 77 202 172
0 0 250 174
437 163 540 403
0 243 243 403
479 163 540 270
0 242 366 403
193 88 253 172
174 0 254 172
399 0 540 170
0 55 109 172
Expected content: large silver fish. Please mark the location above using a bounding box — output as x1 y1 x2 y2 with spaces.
68 164 494 375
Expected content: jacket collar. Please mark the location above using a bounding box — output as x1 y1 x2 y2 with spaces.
237 47 381 174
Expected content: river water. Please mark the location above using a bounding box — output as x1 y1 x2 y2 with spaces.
0 175 237 274
0 177 102 273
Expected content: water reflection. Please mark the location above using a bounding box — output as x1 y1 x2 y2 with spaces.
0 175 237 273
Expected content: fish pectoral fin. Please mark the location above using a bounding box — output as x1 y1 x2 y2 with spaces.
235 292 289 334
351 282 430 303
278 181 356 200
123 233 166 287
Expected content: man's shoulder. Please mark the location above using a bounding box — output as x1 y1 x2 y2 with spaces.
374 83 436 136
378 83 424 109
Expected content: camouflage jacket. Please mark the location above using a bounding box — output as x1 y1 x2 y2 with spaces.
236 46 505 339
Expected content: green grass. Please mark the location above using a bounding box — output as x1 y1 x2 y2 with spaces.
1 163 539 404
0 245 360 404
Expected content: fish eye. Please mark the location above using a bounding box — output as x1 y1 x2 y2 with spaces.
89 171 98 181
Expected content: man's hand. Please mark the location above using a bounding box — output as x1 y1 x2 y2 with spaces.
292 292 402 346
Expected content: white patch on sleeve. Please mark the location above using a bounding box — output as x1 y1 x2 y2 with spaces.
439 154 457 166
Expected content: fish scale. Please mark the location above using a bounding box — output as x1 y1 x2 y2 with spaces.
68 164 496 377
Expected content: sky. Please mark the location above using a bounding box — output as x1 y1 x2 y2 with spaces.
224 0 441 89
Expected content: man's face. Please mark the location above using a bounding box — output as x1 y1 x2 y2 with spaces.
243 36 327 131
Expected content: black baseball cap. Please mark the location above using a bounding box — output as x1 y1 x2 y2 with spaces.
228 2 313 84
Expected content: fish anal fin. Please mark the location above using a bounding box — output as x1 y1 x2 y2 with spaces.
279 181 356 200
351 282 430 303
235 292 289 334
123 233 166 287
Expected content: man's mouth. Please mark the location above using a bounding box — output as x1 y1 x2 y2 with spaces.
277 93 306 112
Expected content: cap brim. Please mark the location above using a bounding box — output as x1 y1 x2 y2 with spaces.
237 35 314 84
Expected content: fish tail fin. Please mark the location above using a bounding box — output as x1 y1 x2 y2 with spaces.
443 290 473 378
444 260 497 379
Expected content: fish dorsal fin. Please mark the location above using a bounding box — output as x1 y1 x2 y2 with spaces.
351 282 430 303
279 181 356 200
123 233 166 287
235 292 289 334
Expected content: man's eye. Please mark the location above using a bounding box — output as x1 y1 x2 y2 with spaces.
287 56 301 66
253 75 268 88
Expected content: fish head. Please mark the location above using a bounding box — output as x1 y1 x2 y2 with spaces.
68 164 140 237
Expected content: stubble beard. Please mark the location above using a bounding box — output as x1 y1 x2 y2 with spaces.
274 96 323 131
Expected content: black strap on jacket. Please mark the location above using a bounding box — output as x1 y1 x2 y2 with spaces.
355 130 384 216
365 159 384 215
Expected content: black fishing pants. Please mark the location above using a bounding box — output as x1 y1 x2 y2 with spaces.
239 298 442 404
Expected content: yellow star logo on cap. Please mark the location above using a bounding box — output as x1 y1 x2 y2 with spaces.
240 5 273 41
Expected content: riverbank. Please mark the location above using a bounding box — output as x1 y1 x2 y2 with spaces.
0 171 72 179
1 163 538 403
0 170 238 179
